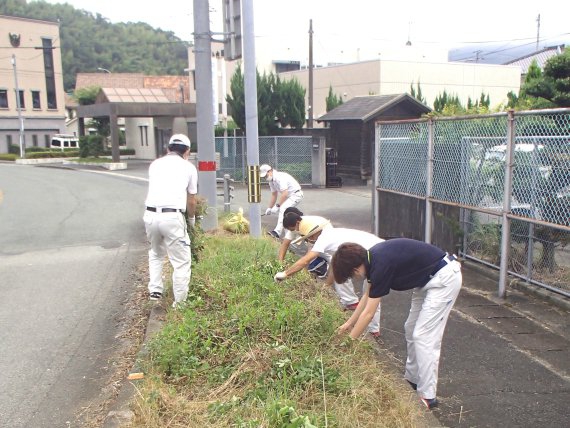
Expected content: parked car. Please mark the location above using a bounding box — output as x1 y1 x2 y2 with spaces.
50 134 78 151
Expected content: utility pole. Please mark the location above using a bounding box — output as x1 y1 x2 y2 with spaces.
242 0 261 237
536 13 540 50
11 54 25 158
193 0 218 231
308 19 314 128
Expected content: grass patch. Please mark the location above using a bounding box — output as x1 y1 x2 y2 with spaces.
67 157 112 163
129 234 420 427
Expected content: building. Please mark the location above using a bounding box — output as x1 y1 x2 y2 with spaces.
278 58 522 125
0 15 66 154
504 45 565 84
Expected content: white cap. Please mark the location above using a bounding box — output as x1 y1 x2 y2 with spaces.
259 164 272 178
169 134 191 147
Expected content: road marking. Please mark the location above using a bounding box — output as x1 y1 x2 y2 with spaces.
80 169 149 182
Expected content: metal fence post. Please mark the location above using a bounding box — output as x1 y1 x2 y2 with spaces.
498 110 516 298
425 118 434 243
374 124 381 236
223 173 234 212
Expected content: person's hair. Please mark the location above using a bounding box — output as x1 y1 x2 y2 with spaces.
332 242 367 283
168 143 189 155
283 210 303 229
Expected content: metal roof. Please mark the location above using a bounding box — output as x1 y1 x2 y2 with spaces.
504 46 564 73
317 93 431 122
100 87 171 103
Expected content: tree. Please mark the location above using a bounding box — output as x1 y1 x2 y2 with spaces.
524 48 570 107
226 66 306 134
409 80 426 104
325 85 343 112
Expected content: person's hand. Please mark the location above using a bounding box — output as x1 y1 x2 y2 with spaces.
274 271 287 281
337 321 353 335
188 216 196 228
265 208 272 216
271 205 280 214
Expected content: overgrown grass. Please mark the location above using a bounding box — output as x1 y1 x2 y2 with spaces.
129 235 420 427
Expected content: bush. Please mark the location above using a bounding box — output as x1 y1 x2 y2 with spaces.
8 144 20 155
25 146 49 153
79 134 104 158
0 154 17 161
26 150 80 159
101 148 136 156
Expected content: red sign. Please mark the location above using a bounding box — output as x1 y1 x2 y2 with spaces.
198 161 216 171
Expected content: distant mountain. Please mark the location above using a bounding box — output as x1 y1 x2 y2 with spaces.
1 0 189 91
448 36 569 64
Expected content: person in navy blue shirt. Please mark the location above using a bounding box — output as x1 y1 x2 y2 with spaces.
332 238 462 410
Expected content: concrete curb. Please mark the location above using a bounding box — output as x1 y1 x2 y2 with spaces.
462 260 570 311
63 160 128 170
102 303 166 428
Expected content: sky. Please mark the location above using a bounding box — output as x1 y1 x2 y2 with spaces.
39 0 569 65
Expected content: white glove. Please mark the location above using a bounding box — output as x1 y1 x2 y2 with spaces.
265 208 272 216
274 271 287 281
188 216 196 227
271 205 280 214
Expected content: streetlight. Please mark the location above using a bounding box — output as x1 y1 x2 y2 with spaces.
97 67 111 73
11 54 25 158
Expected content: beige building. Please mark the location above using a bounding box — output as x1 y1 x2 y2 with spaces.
278 58 522 123
0 15 66 153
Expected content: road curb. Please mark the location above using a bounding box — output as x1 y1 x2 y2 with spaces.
102 303 166 428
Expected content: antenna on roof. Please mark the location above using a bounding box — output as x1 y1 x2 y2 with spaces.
536 14 541 51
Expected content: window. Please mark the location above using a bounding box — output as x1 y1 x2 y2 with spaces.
32 91 41 109
44 134 50 147
7 135 12 146
0 89 8 108
16 90 25 109
42 38 57 109
32 135 38 146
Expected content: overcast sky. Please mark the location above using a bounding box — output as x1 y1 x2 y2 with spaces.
39 0 569 64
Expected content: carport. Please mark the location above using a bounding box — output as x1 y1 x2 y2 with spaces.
76 88 196 162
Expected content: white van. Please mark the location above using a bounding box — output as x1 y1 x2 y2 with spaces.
50 134 79 151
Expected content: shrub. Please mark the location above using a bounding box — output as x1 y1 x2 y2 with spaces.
0 154 17 161
79 134 104 158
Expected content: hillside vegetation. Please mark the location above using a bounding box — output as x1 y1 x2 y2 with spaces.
1 0 189 90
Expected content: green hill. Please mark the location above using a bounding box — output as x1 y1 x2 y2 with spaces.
1 0 190 91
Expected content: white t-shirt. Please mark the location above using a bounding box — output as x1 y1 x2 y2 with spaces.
283 215 330 241
269 170 301 194
145 153 198 210
311 228 384 263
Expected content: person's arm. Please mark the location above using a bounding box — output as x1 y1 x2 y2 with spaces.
338 288 381 339
186 193 197 226
275 250 319 281
278 238 292 261
268 191 278 208
277 189 289 206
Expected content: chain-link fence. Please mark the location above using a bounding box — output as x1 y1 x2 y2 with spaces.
215 136 313 184
376 109 570 298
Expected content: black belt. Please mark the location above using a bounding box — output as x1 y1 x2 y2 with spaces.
430 254 457 277
146 206 183 213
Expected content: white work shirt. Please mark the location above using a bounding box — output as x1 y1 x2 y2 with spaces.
283 215 330 241
269 170 301 194
145 153 198 210
311 228 384 263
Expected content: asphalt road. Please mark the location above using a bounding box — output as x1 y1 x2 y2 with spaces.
0 163 148 427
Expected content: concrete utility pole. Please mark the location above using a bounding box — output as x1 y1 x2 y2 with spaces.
242 0 262 237
193 0 218 231
308 19 314 128
11 54 25 158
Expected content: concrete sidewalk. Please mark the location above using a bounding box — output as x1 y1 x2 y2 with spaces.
233 183 570 427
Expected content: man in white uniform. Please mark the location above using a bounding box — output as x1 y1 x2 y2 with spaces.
143 134 198 307
260 164 303 239
274 218 383 336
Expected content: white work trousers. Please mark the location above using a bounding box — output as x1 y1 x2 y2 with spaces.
143 210 191 304
335 277 381 333
274 191 304 236
404 260 462 400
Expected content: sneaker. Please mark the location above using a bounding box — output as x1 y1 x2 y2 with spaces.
149 292 162 301
344 302 359 311
419 397 439 410
370 331 380 338
406 380 418 390
267 230 280 239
